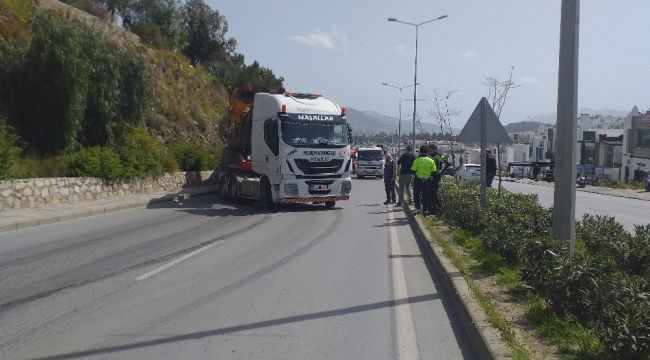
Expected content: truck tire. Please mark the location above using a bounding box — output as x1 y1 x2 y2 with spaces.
220 176 230 201
228 175 239 202
325 201 336 209
259 177 273 208
378 175 384 179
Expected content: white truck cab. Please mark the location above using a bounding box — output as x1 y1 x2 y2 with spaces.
220 92 352 208
355 147 385 178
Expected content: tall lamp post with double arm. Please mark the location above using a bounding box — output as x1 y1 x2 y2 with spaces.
382 82 418 154
388 15 448 150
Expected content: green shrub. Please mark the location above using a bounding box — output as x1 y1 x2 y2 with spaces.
595 274 650 359
66 146 124 180
482 191 553 263
578 215 649 276
170 142 219 171
438 178 553 263
0 118 20 179
15 11 150 153
117 128 166 178
438 178 650 358
9 155 69 178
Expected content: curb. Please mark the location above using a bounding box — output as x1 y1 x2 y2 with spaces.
0 187 219 233
401 204 508 360
507 179 650 202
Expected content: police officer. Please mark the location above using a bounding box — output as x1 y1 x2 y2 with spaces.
411 145 437 215
429 145 444 214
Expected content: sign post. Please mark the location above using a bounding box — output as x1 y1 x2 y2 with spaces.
457 97 511 208
480 99 487 207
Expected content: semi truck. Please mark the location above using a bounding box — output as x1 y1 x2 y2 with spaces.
218 88 352 208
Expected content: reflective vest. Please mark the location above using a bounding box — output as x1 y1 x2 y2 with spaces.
411 156 437 180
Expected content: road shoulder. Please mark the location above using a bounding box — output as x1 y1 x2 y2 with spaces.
0 186 219 233
401 204 510 360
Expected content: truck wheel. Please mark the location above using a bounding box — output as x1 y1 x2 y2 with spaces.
259 177 273 208
378 175 384 179
220 176 230 201
228 175 239 202
325 201 336 209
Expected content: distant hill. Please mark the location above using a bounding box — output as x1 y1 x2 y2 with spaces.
348 108 458 135
345 108 392 134
504 121 547 133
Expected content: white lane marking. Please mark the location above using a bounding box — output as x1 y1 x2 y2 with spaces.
135 212 281 281
135 241 222 281
388 206 421 360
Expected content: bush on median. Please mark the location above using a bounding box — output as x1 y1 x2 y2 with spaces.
436 178 650 358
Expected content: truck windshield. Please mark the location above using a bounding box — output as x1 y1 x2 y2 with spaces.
281 121 349 147
357 150 383 160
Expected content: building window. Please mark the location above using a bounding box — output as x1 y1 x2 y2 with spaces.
636 129 650 149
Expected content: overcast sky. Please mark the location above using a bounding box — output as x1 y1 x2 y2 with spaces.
212 0 649 128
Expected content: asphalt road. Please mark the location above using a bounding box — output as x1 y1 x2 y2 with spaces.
501 181 650 231
0 179 475 360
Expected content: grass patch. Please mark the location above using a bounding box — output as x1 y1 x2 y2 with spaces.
0 0 35 23
420 215 532 360
599 180 645 190
420 214 603 359
524 299 601 359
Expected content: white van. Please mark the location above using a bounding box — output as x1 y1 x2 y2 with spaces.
355 147 384 178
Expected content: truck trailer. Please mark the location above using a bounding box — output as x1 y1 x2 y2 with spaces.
218 90 352 208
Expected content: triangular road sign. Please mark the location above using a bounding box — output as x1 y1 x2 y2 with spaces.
456 98 512 144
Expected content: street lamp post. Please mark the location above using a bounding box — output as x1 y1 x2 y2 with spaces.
388 15 447 150
382 82 418 154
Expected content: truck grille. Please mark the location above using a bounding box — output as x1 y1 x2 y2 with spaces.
294 159 344 175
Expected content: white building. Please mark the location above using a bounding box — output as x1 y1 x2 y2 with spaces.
621 106 650 182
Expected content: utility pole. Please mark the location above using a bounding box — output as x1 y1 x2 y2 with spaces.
553 0 580 255
382 82 418 154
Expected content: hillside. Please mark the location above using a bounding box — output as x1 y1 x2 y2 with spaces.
0 0 283 179
348 108 454 136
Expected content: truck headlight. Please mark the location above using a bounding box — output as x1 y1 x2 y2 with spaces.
341 180 352 195
284 183 298 196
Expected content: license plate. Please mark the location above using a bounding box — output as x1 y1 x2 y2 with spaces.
309 184 329 191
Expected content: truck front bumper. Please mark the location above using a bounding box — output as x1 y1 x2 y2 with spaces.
356 168 383 176
280 195 350 204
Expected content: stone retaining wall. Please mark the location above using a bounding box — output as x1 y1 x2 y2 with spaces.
0 171 217 211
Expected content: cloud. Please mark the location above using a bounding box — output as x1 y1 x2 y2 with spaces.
289 29 348 49
394 44 405 52
461 50 477 59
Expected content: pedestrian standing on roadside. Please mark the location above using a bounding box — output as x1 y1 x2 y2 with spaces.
383 152 397 205
411 145 437 215
396 144 415 207
486 150 497 187
429 145 444 214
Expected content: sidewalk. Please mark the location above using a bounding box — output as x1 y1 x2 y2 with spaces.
504 178 650 202
0 185 219 233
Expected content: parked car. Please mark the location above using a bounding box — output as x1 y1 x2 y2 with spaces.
456 164 481 181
